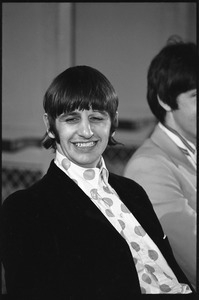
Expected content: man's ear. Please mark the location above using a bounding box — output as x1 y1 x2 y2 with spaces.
157 95 172 111
43 113 55 139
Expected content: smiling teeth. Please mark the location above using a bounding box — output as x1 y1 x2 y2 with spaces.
75 142 95 147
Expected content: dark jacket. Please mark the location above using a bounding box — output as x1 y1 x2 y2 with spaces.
0 160 193 299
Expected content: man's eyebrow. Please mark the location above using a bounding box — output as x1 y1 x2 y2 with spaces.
93 110 109 115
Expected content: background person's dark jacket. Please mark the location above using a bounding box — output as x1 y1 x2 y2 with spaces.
0 160 193 298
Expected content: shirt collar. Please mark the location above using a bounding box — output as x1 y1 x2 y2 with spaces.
54 150 109 185
158 122 196 154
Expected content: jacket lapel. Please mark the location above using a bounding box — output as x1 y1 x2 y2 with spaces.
108 173 165 244
45 161 120 232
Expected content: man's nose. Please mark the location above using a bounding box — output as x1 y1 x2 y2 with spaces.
78 120 94 138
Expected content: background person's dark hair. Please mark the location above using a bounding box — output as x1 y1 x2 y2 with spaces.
42 65 119 150
147 36 197 124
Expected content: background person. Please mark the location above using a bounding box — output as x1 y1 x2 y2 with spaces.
124 38 197 288
0 65 194 297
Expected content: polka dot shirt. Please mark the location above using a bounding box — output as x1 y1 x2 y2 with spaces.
54 151 192 294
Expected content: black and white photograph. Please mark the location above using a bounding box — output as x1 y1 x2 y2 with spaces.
1 2 197 297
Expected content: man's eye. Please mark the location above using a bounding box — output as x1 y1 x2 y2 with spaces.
90 117 104 121
65 118 79 123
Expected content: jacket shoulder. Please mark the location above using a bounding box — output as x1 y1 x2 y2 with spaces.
1 170 53 218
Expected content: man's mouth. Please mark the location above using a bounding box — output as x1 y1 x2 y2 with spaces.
74 141 97 148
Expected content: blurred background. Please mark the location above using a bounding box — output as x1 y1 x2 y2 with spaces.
2 2 196 201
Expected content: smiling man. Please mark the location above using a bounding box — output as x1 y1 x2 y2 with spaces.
0 66 194 297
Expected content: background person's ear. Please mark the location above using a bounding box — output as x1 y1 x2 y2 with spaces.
43 113 55 139
157 95 172 111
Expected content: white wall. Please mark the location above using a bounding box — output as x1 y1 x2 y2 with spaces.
2 3 73 171
3 3 73 139
75 3 196 121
